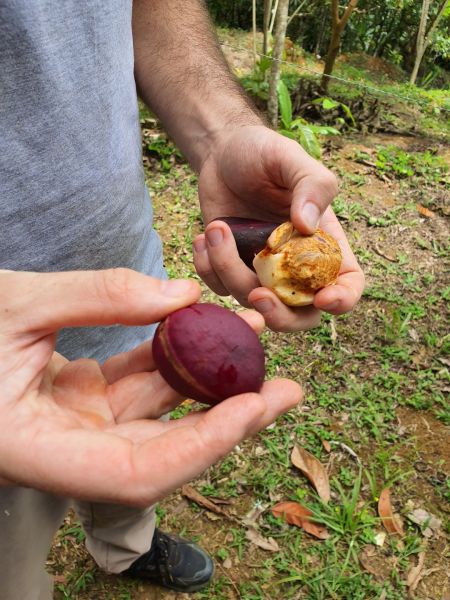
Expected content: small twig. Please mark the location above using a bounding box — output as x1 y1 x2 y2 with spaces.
217 563 243 599
330 441 362 464
374 243 397 262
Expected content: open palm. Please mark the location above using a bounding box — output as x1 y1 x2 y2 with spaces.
0 269 301 505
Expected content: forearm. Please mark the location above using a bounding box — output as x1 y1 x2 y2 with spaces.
132 0 264 171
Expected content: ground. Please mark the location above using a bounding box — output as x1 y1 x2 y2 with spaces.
50 35 449 600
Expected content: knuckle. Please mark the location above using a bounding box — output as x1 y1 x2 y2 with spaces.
210 257 230 274
195 263 215 280
322 169 339 196
97 268 135 307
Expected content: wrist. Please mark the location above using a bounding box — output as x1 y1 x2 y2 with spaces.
193 110 266 173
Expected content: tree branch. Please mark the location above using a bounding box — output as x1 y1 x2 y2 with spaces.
339 0 359 31
424 0 449 45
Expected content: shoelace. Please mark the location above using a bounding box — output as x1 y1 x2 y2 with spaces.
152 532 176 582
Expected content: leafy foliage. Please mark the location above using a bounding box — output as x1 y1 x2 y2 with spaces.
277 80 339 158
146 136 183 172
210 0 450 87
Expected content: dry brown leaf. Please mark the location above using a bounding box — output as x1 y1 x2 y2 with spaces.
408 508 442 538
321 439 332 453
378 488 404 536
181 485 236 522
406 551 426 593
291 445 330 503
245 528 280 552
242 503 266 527
416 204 435 218
272 501 329 540
359 548 381 579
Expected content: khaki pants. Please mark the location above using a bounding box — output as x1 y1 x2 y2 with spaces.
0 487 156 600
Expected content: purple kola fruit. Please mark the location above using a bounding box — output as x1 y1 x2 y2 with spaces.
215 217 279 270
152 303 266 406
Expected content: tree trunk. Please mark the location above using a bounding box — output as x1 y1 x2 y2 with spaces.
410 0 431 84
267 0 290 127
322 29 341 91
252 0 257 66
321 0 359 92
410 0 449 84
263 0 273 55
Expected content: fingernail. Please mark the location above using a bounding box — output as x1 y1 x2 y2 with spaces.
323 300 340 312
302 203 320 231
253 299 274 314
161 279 194 297
206 228 223 247
193 238 206 253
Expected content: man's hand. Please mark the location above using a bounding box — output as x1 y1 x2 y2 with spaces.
0 269 301 505
193 126 365 332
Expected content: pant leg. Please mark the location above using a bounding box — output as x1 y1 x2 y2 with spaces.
73 413 169 574
73 501 156 574
0 487 69 600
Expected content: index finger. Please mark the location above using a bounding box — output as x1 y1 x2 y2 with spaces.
196 220 260 307
1 269 201 333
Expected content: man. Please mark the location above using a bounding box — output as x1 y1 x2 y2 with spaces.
0 1 364 598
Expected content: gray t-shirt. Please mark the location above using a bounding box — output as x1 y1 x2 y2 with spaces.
0 1 165 362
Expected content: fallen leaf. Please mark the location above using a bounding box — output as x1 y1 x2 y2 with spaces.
359 548 380 578
408 328 420 342
272 501 329 540
407 508 442 538
181 485 236 522
222 557 232 569
321 439 332 453
416 204 435 218
245 528 280 552
242 503 266 527
406 551 426 592
291 445 330 503
374 531 386 547
378 488 404 536
204 512 221 522
207 496 233 505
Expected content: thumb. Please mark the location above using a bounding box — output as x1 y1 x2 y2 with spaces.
274 137 338 233
290 167 338 234
0 269 201 333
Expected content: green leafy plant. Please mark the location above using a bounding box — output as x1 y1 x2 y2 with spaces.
277 80 339 159
146 136 182 171
241 56 272 100
312 96 356 128
375 146 448 182
309 470 377 542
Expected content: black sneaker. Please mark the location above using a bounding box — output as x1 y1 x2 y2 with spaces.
123 529 215 593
